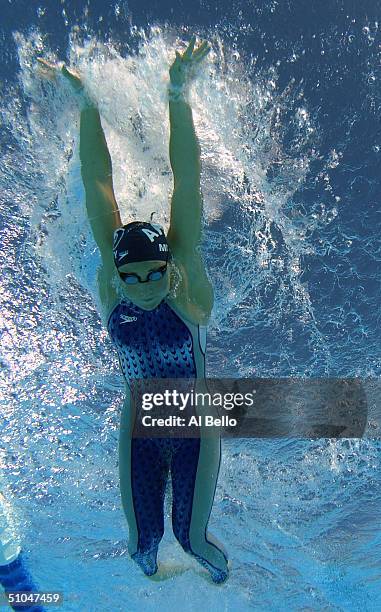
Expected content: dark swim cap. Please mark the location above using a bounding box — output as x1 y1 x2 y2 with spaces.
113 221 170 267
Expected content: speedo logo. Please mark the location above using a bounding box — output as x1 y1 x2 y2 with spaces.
120 314 138 324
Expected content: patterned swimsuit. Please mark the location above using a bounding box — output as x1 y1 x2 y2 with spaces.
107 297 227 581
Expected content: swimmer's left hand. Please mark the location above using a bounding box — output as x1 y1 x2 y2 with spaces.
169 35 211 91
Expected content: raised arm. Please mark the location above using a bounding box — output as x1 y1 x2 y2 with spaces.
79 102 122 256
76 86 122 316
36 59 121 258
167 96 202 252
36 59 121 317
166 37 210 255
166 37 214 319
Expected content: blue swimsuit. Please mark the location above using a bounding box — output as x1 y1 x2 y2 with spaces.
108 297 228 582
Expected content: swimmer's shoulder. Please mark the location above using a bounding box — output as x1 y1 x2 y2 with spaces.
166 294 209 329
167 254 213 327
167 243 213 316
96 260 122 327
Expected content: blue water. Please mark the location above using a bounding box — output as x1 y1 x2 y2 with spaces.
1 0 381 610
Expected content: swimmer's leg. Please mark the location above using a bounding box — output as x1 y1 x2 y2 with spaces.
171 437 229 584
119 403 170 576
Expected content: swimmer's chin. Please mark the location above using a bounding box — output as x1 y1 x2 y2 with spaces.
126 291 168 311
139 304 158 311
135 297 163 311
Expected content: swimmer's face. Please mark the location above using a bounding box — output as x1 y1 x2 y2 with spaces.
117 259 170 310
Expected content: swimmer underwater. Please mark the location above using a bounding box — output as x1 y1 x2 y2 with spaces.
36 35 229 583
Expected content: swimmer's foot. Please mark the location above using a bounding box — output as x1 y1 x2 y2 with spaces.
131 548 158 577
193 553 230 584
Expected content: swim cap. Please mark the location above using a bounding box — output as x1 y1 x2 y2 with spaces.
113 221 170 267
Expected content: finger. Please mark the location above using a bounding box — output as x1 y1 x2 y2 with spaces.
193 42 211 60
61 65 74 80
196 41 211 52
36 57 56 70
200 46 211 59
183 35 196 60
61 65 80 80
194 40 209 54
36 58 59 82
193 46 211 64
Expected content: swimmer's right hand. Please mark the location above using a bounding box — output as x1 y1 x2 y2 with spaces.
36 58 93 106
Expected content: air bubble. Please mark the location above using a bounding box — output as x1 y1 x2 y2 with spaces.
62 8 68 26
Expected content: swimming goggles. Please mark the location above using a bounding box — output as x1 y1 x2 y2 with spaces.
119 264 168 285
